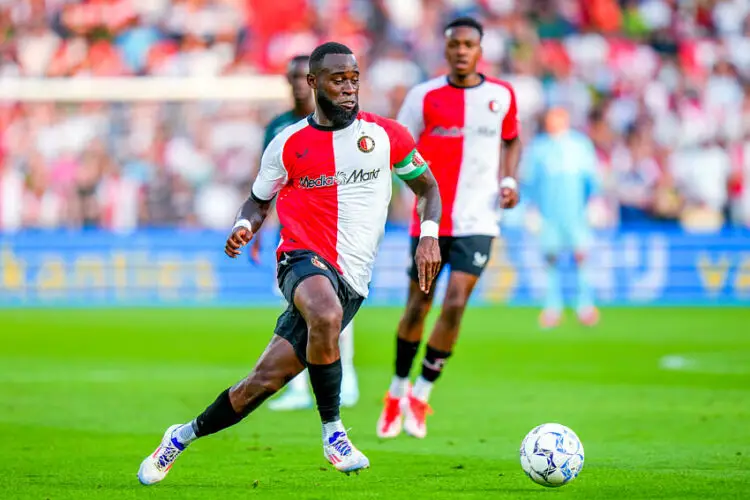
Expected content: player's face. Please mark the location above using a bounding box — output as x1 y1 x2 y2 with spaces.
287 61 311 103
545 108 570 135
308 54 360 127
444 26 482 76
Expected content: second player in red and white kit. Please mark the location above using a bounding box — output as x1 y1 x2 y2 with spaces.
377 17 524 439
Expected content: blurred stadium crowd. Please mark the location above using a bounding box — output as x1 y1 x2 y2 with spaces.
1 0 750 232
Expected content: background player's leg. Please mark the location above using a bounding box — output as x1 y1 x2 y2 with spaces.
378 237 445 439
270 295 314 411
541 253 564 329
138 335 304 485
378 281 437 438
540 225 563 328
392 281 437 397
574 250 599 326
415 271 479 400
401 271 479 439
268 369 312 410
410 236 491 407
340 320 359 407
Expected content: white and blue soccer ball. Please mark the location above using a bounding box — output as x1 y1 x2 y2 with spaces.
520 423 584 487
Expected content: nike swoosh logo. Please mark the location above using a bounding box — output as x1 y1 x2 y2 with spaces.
296 149 308 159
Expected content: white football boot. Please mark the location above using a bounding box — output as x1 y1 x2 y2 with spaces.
137 425 185 485
323 430 370 474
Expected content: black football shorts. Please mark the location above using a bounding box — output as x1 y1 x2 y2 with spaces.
274 249 363 365
408 235 494 283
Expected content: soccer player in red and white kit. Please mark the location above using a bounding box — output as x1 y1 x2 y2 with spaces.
377 17 523 439
137 42 442 483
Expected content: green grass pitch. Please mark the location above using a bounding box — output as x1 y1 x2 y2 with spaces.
1 307 749 499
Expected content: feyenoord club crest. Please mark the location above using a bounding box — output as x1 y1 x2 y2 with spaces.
311 256 327 270
488 100 501 113
357 135 375 153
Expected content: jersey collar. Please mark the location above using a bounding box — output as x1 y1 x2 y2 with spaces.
446 73 486 89
307 112 357 132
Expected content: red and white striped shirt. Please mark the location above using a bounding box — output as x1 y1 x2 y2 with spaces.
398 75 519 237
252 111 427 297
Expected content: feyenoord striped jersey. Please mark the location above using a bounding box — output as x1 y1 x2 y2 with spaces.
251 111 428 297
397 75 519 238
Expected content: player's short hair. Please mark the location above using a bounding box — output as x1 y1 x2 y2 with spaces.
309 42 354 73
287 54 310 74
444 16 484 39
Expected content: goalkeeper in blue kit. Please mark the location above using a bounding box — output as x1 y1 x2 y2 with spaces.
521 107 602 328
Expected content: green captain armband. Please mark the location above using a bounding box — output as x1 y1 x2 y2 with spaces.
394 149 427 181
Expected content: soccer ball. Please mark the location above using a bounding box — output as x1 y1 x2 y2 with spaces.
519 423 584 487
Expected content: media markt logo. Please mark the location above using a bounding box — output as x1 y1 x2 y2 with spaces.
299 169 380 188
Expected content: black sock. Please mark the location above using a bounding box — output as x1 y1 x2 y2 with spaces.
395 337 420 378
421 345 452 383
308 360 342 423
194 388 244 438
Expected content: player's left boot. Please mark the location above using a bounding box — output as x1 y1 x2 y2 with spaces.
402 394 432 439
324 430 370 474
577 306 600 327
137 425 185 485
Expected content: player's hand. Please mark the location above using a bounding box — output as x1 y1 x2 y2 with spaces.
501 186 520 209
415 236 441 294
225 227 253 258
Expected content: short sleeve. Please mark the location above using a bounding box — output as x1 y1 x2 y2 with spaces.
251 135 288 202
384 118 428 181
396 86 425 140
501 84 519 140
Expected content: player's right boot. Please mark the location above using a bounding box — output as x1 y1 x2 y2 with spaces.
402 393 432 439
324 430 370 474
376 392 403 438
137 424 185 485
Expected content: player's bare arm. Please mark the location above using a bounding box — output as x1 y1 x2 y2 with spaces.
501 135 522 209
225 195 272 258
404 167 442 293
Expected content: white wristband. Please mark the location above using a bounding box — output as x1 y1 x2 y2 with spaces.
232 218 252 232
420 220 439 239
501 177 518 192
